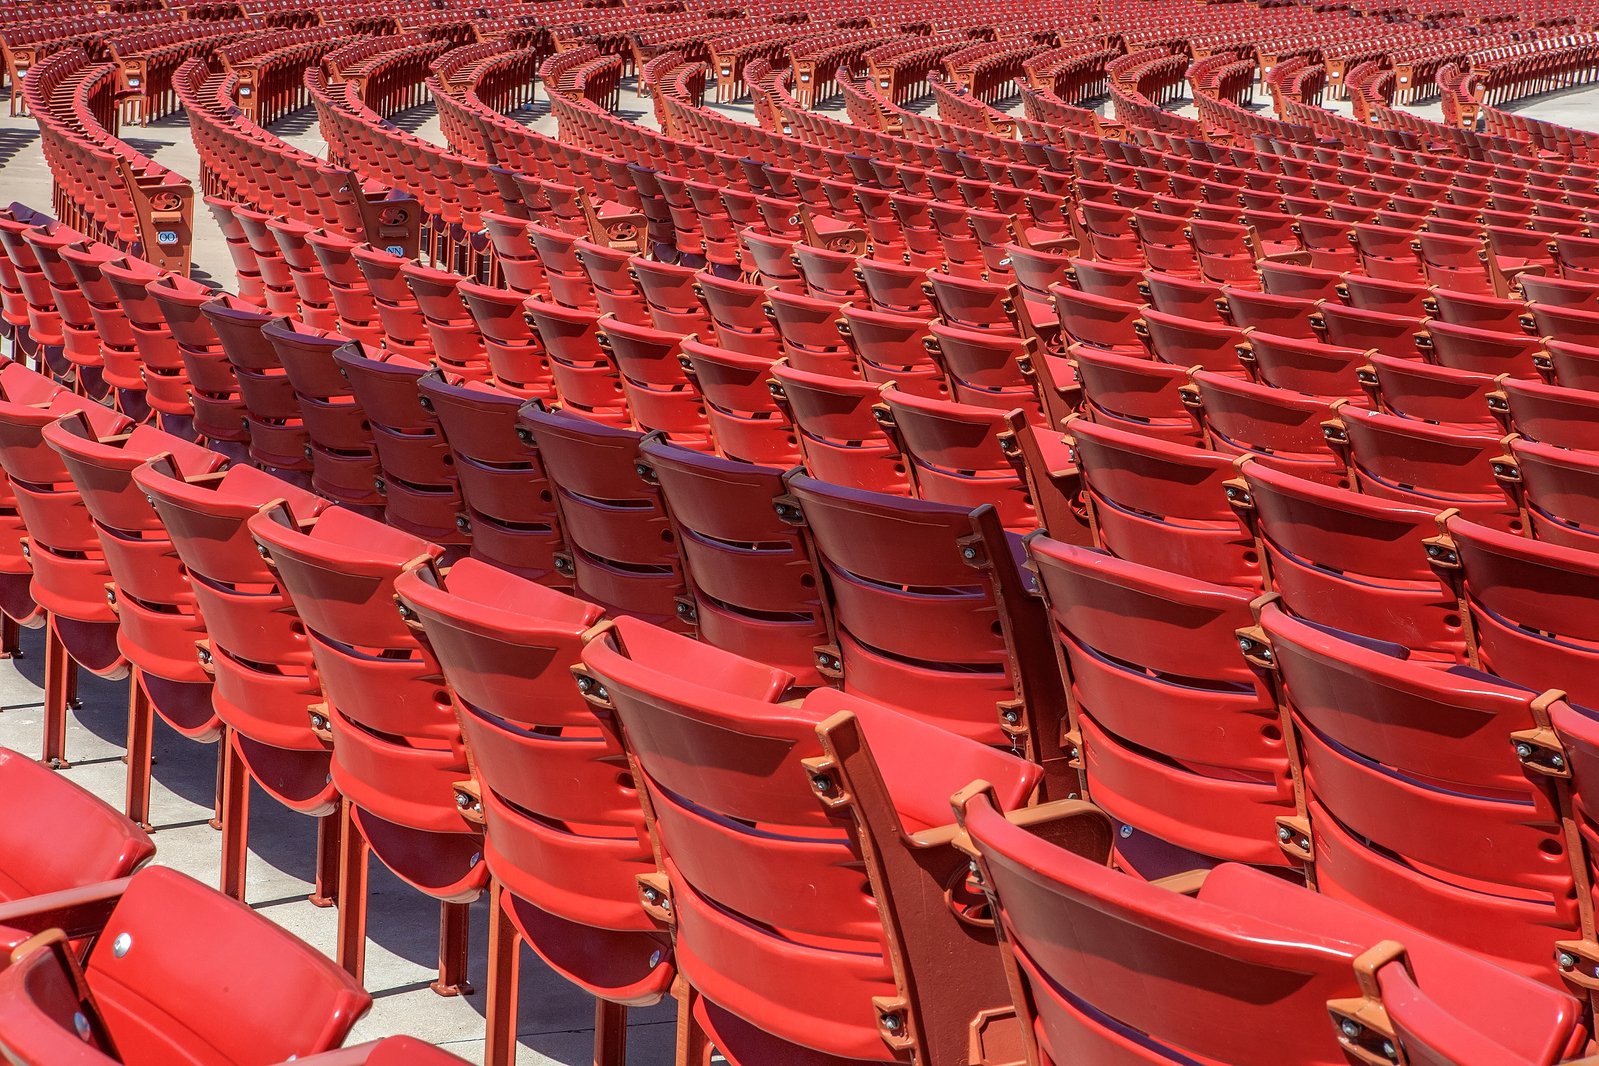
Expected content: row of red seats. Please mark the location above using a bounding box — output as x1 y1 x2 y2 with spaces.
8 205 1599 1062
8 8 1599 1066
20 48 194 277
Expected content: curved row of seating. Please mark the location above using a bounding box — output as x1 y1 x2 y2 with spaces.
11 1 1599 1064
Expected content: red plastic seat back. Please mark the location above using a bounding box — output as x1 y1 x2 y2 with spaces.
638 437 825 684
1440 515 1599 701
1068 416 1257 587
1232 459 1464 660
778 472 1040 745
418 375 564 584
1027 537 1288 867
515 404 686 627
876 389 1035 533
396 558 672 1003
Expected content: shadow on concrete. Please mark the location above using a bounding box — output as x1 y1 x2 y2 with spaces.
0 127 40 170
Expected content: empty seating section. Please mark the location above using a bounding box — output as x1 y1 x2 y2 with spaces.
10 0 1599 1063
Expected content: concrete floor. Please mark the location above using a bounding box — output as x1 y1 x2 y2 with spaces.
0 61 1596 1065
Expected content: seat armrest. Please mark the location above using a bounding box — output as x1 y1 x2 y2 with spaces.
0 878 129 941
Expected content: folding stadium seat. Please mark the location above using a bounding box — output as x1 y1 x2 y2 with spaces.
1324 403 1517 530
627 256 715 335
0 866 372 1065
1421 320 1543 377
739 230 805 293
577 617 1063 1066
1313 302 1426 359
1538 334 1599 388
1518 273 1599 311
676 338 798 466
838 305 947 399
290 1038 473 1065
301 228 388 349
635 437 825 683
398 262 490 381
203 197 267 306
527 222 602 311
1294 215 1361 273
454 281 555 402
594 317 710 446
1555 232 1599 283
953 785 1586 1066
1493 435 1599 552
524 298 631 426
1526 303 1599 348
1073 346 1198 445
0 368 133 767
924 322 1039 417
1221 287 1311 337
1064 257 1145 303
482 214 549 295
1240 330 1370 399
873 389 1035 533
1189 217 1268 287
417 374 564 585
332 345 468 549
144 274 251 460
1051 285 1146 356
1068 416 1257 587
0 209 66 367
1489 376 1599 451
793 243 868 306
263 216 340 333
767 364 905 493
1231 454 1464 660
573 240 651 327
1136 308 1248 374
515 404 687 628
228 204 302 319
1352 222 1425 283
1181 371 1346 486
0 395 38 649
1259 260 1344 301
0 227 35 359
259 318 383 512
0 744 153 899
775 471 1066 775
1026 536 1289 871
693 271 782 357
44 413 228 827
1130 208 1200 276
853 258 936 318
921 272 1021 336
1077 199 1142 265
1140 272 1227 323
349 245 433 360
1428 288 1527 334
763 288 857 377
391 559 671 1066
55 241 148 419
133 452 336 903
1414 231 1498 294
249 503 483 994
1243 599 1580 983
1359 355 1500 428
19 224 109 403
200 295 312 487
1243 208 1302 259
